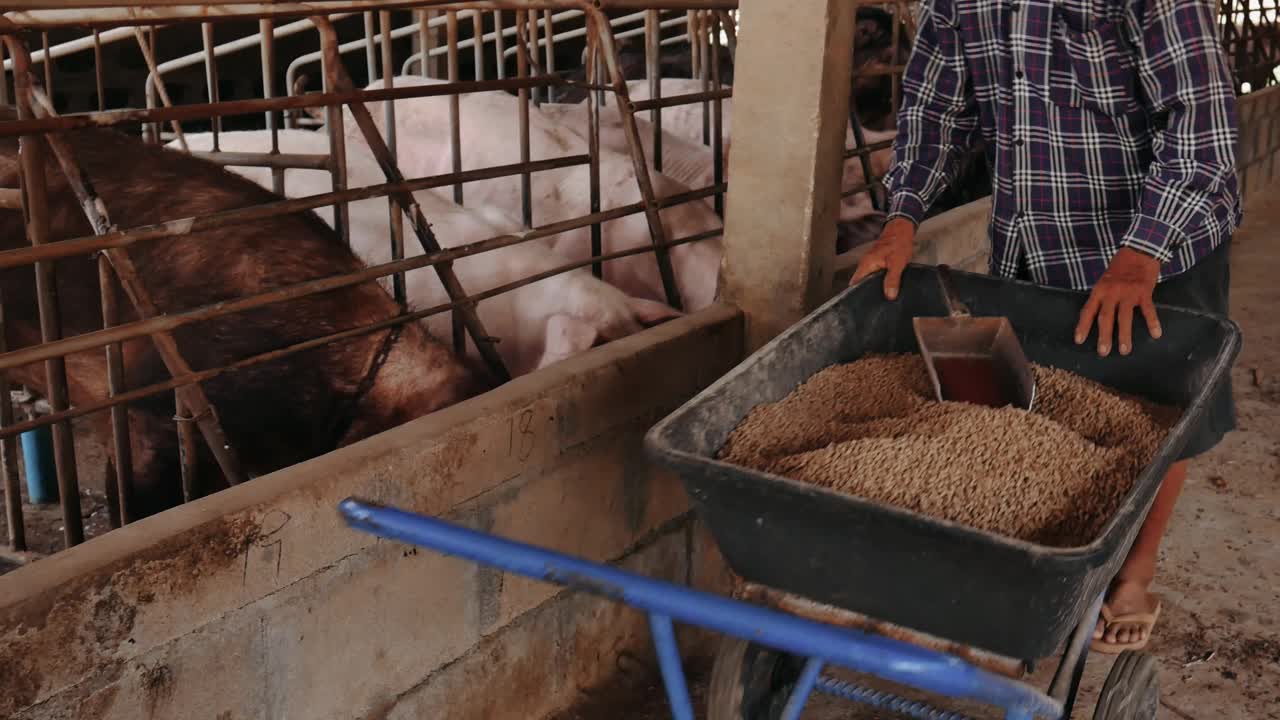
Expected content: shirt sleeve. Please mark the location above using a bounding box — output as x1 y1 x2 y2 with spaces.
884 0 981 227
1120 0 1241 263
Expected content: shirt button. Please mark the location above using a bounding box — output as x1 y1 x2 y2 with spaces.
1015 69 1025 79
1015 138 1025 147
1009 3 1020 11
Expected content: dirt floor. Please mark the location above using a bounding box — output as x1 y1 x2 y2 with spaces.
0 415 115 568
558 197 1280 720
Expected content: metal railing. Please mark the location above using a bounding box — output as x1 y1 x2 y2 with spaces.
0 1 917 563
1221 0 1280 93
0 2 737 560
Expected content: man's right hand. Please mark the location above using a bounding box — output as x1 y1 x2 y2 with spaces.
849 217 916 299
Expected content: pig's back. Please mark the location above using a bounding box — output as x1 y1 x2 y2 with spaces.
0 123 423 470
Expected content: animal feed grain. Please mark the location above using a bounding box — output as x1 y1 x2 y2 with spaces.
718 354 1179 547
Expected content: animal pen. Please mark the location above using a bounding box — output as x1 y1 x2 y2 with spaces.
0 0 1276 718
0 1 910 716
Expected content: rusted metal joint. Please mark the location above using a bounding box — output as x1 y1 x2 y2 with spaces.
171 405 212 425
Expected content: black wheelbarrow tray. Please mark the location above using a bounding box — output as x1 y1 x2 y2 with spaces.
644 263 1241 662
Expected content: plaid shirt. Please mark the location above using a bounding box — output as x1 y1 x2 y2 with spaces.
885 0 1243 290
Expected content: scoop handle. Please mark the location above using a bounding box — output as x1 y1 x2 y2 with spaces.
936 264 970 318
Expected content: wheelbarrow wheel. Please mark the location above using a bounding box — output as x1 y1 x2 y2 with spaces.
707 636 806 720
1093 651 1159 720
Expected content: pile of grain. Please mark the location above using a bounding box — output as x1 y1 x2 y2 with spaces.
718 354 1179 547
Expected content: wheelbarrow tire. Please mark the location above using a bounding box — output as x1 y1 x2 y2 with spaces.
707 636 806 720
1093 650 1159 720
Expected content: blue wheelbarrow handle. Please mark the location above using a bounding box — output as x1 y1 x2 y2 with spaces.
339 498 1064 720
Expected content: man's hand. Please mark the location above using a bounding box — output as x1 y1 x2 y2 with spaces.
850 218 916 299
1074 248 1163 357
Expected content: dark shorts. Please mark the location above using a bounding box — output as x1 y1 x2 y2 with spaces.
1013 241 1235 461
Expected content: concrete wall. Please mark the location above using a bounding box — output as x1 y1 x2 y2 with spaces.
0 306 743 720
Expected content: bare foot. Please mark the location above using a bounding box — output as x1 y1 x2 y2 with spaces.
1094 579 1160 646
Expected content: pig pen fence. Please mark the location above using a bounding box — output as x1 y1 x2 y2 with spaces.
0 1 915 565
2 0 1274 567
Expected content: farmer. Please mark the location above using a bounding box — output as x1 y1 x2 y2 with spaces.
852 0 1240 653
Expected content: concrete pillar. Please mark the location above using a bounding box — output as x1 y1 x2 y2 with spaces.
719 0 855 351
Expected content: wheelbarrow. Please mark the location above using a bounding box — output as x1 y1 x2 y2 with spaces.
341 264 1239 719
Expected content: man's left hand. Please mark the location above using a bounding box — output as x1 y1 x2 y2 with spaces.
1074 248 1163 357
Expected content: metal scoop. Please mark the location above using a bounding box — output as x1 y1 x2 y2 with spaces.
912 265 1036 410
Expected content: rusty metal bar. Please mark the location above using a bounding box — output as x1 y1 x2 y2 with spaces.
698 11 711 145
592 5 683 310
645 9 662 172
717 9 736 60
92 30 106 111
0 175 720 380
320 29 351 248
261 17 285 195
472 11 486 81
98 254 133 526
0 298 27 551
176 400 198 503
0 222 723 442
843 138 895 158
419 7 437 78
0 153 591 272
526 8 542 104
381 9 407 307
516 9 533 227
40 32 52 103
135 26 189 152
12 49 84 548
447 10 464 204
451 307 465 355
686 11 699 79
0 74 563 137
20 78 249 488
593 21 606 107
586 23 603 279
313 14 510 382
542 9 555 101
710 9 724 216
189 149 332 170
848 104 884 211
202 22 223 148
630 87 731 112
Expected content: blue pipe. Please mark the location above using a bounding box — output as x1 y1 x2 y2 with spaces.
338 499 1064 720
781 657 824 720
649 614 695 720
20 425 58 505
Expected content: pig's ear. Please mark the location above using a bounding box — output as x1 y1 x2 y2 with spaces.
625 297 685 328
537 313 602 370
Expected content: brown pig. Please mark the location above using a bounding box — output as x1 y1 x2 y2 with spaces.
0 107 484 520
